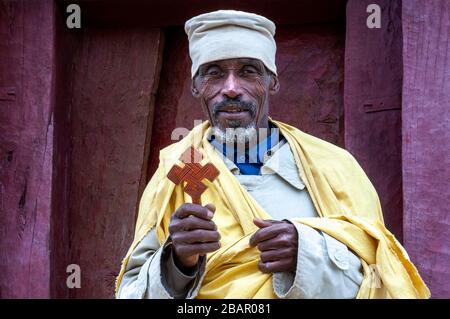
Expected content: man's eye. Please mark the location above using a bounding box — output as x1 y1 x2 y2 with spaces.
242 67 258 75
205 68 221 76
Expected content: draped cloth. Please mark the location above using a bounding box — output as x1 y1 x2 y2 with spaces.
115 119 430 299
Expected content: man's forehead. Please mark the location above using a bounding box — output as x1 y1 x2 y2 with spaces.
200 58 264 68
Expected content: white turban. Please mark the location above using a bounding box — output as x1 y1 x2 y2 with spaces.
184 10 277 78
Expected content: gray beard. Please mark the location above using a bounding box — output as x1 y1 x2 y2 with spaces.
210 125 258 144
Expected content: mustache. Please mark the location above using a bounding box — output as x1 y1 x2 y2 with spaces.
212 98 257 116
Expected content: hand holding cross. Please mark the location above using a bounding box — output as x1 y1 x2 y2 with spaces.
166 146 222 270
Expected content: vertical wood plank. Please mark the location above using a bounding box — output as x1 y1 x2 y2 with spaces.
402 0 450 298
50 2 80 298
0 0 55 298
67 27 163 298
344 0 404 241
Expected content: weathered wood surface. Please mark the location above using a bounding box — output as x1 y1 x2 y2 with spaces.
0 0 55 298
50 2 79 298
1 0 448 299
67 27 163 298
402 0 450 298
344 0 404 241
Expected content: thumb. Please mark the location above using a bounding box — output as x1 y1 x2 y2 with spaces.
204 203 216 214
253 218 274 228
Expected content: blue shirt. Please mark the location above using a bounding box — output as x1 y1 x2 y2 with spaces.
209 127 285 175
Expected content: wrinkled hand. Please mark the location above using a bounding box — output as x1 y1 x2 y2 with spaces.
168 203 221 270
249 219 298 273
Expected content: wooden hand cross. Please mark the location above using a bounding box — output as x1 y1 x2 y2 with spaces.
167 146 220 205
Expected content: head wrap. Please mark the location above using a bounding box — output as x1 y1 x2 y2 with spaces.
184 10 277 78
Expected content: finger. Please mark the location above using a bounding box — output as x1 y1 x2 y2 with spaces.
175 203 214 220
249 223 289 247
259 246 296 263
260 248 296 263
253 218 275 229
204 203 216 213
256 234 293 252
193 241 221 254
171 215 217 233
173 230 221 244
258 258 295 273
176 242 221 257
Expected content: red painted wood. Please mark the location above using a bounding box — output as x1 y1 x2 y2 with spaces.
402 0 450 298
147 27 205 180
66 28 163 298
273 25 345 147
51 5 81 298
0 0 55 298
1 0 446 299
344 0 403 241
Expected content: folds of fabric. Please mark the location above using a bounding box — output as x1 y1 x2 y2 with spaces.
116 119 430 299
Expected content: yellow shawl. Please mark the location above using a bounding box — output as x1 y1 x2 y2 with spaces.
116 119 430 299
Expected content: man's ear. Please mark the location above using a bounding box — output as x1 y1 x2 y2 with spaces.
269 74 280 95
191 76 201 98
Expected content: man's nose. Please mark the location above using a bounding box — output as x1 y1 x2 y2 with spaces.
220 73 242 99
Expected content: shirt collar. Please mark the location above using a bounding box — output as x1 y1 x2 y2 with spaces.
260 142 306 190
211 138 306 191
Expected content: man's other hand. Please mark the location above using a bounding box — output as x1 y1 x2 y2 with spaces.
249 218 298 273
168 203 221 270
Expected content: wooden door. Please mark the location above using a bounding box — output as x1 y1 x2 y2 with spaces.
2 0 413 299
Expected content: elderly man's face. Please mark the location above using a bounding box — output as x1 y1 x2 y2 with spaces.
192 58 279 135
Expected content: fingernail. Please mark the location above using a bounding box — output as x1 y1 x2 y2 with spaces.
207 211 214 219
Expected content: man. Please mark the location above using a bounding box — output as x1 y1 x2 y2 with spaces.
116 10 429 299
